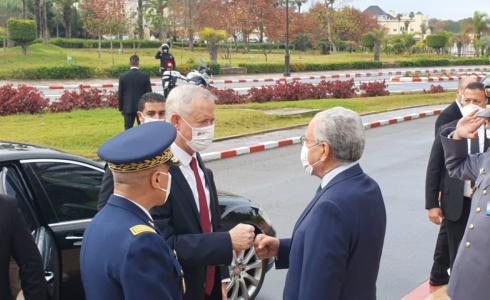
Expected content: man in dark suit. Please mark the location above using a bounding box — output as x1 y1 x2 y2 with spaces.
82 122 183 300
255 107 386 300
426 77 478 285
118 55 152 130
0 194 47 300
97 86 255 300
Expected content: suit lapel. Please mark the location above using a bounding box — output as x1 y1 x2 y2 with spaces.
293 164 363 233
170 166 202 229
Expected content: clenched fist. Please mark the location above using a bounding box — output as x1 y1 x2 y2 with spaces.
254 234 280 259
229 224 255 252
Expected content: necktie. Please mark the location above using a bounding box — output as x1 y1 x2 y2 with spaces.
190 157 215 295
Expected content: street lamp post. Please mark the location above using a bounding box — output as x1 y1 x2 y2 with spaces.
284 0 291 77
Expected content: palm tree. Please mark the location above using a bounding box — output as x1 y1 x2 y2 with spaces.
472 11 489 56
455 32 471 57
54 0 77 38
324 0 337 53
371 28 386 61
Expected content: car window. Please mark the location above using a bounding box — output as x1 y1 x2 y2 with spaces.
28 161 103 223
0 166 38 231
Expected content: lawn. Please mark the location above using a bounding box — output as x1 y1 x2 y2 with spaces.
0 43 454 72
0 92 453 160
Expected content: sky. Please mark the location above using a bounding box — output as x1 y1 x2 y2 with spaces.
305 0 490 21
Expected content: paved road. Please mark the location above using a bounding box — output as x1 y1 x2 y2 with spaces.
208 116 438 300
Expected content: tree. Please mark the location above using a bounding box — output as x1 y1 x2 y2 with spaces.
53 0 77 38
137 0 144 39
480 36 490 56
455 32 471 57
199 27 227 63
324 0 337 52
145 0 170 39
425 33 449 54
371 29 385 61
7 19 37 55
420 23 428 35
472 11 489 57
331 7 378 45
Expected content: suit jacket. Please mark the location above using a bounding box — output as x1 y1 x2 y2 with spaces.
441 129 490 300
0 195 47 300
81 195 183 300
434 101 461 135
275 164 386 300
97 154 232 300
118 68 152 114
152 153 232 300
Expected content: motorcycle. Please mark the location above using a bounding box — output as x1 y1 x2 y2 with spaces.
161 65 212 98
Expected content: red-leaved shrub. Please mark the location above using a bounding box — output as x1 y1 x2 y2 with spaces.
324 79 356 98
359 81 390 97
0 84 49 115
425 84 446 94
50 88 117 112
209 87 248 104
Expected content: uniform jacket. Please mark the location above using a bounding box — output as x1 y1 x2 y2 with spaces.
155 52 176 70
442 129 490 300
118 68 152 114
0 195 47 300
275 164 386 300
81 195 182 300
152 153 233 300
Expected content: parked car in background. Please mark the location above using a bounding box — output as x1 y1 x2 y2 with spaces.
1 141 275 300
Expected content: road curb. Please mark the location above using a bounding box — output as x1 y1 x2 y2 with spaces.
202 108 442 162
391 74 487 83
25 66 489 91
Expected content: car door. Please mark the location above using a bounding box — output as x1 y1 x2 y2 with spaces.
0 164 60 300
21 159 104 300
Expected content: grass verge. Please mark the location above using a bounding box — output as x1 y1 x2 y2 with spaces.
0 92 453 159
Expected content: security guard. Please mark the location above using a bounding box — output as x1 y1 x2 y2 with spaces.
80 122 184 300
440 82 490 300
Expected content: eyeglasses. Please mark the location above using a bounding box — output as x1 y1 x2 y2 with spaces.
300 135 318 147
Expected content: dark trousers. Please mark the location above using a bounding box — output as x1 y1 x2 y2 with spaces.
124 113 139 130
431 220 450 273
446 197 472 269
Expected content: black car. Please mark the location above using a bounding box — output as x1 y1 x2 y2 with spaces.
0 141 275 300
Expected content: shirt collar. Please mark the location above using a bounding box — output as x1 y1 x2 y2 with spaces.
113 193 153 221
171 143 194 166
320 162 358 189
130 66 139 70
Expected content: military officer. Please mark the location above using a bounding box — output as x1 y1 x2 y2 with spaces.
440 82 490 300
80 122 184 300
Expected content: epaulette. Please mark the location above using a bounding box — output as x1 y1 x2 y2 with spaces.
129 224 156 236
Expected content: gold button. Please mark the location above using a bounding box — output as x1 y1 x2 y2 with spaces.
483 189 487 195
465 242 471 248
476 207 482 213
469 224 475 230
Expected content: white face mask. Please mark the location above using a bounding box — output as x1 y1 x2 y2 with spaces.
300 143 322 175
142 114 166 124
157 171 172 203
180 117 215 152
461 103 483 117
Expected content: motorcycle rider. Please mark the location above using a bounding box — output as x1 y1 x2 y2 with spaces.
155 43 176 76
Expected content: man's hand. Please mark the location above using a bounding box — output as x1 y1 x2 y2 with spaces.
229 224 255 252
221 282 228 300
454 110 486 140
254 234 280 259
428 208 443 225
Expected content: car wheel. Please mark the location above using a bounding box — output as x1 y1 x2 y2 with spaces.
226 245 266 300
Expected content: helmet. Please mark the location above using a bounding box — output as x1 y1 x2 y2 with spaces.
161 43 170 51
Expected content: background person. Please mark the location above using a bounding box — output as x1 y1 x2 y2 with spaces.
254 107 386 300
156 43 176 74
118 55 152 130
425 76 478 285
0 194 47 300
98 92 167 209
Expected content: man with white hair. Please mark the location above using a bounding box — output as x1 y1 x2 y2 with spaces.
152 85 255 300
254 107 386 300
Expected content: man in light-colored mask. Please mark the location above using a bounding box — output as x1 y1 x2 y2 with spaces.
254 107 386 300
136 92 167 124
152 85 255 300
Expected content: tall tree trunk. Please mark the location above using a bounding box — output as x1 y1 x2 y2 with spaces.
137 0 144 39
63 5 72 38
98 33 102 59
41 0 49 43
186 0 194 51
373 43 380 61
34 0 41 37
110 30 114 66
326 7 336 53
22 0 27 18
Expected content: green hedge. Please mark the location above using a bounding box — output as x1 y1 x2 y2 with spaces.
0 65 94 80
49 38 162 49
239 61 383 74
398 58 490 67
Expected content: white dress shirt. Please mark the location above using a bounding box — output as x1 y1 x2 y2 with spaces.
113 193 153 221
320 162 359 189
171 144 211 221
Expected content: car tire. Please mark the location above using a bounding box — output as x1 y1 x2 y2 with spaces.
226 237 266 300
